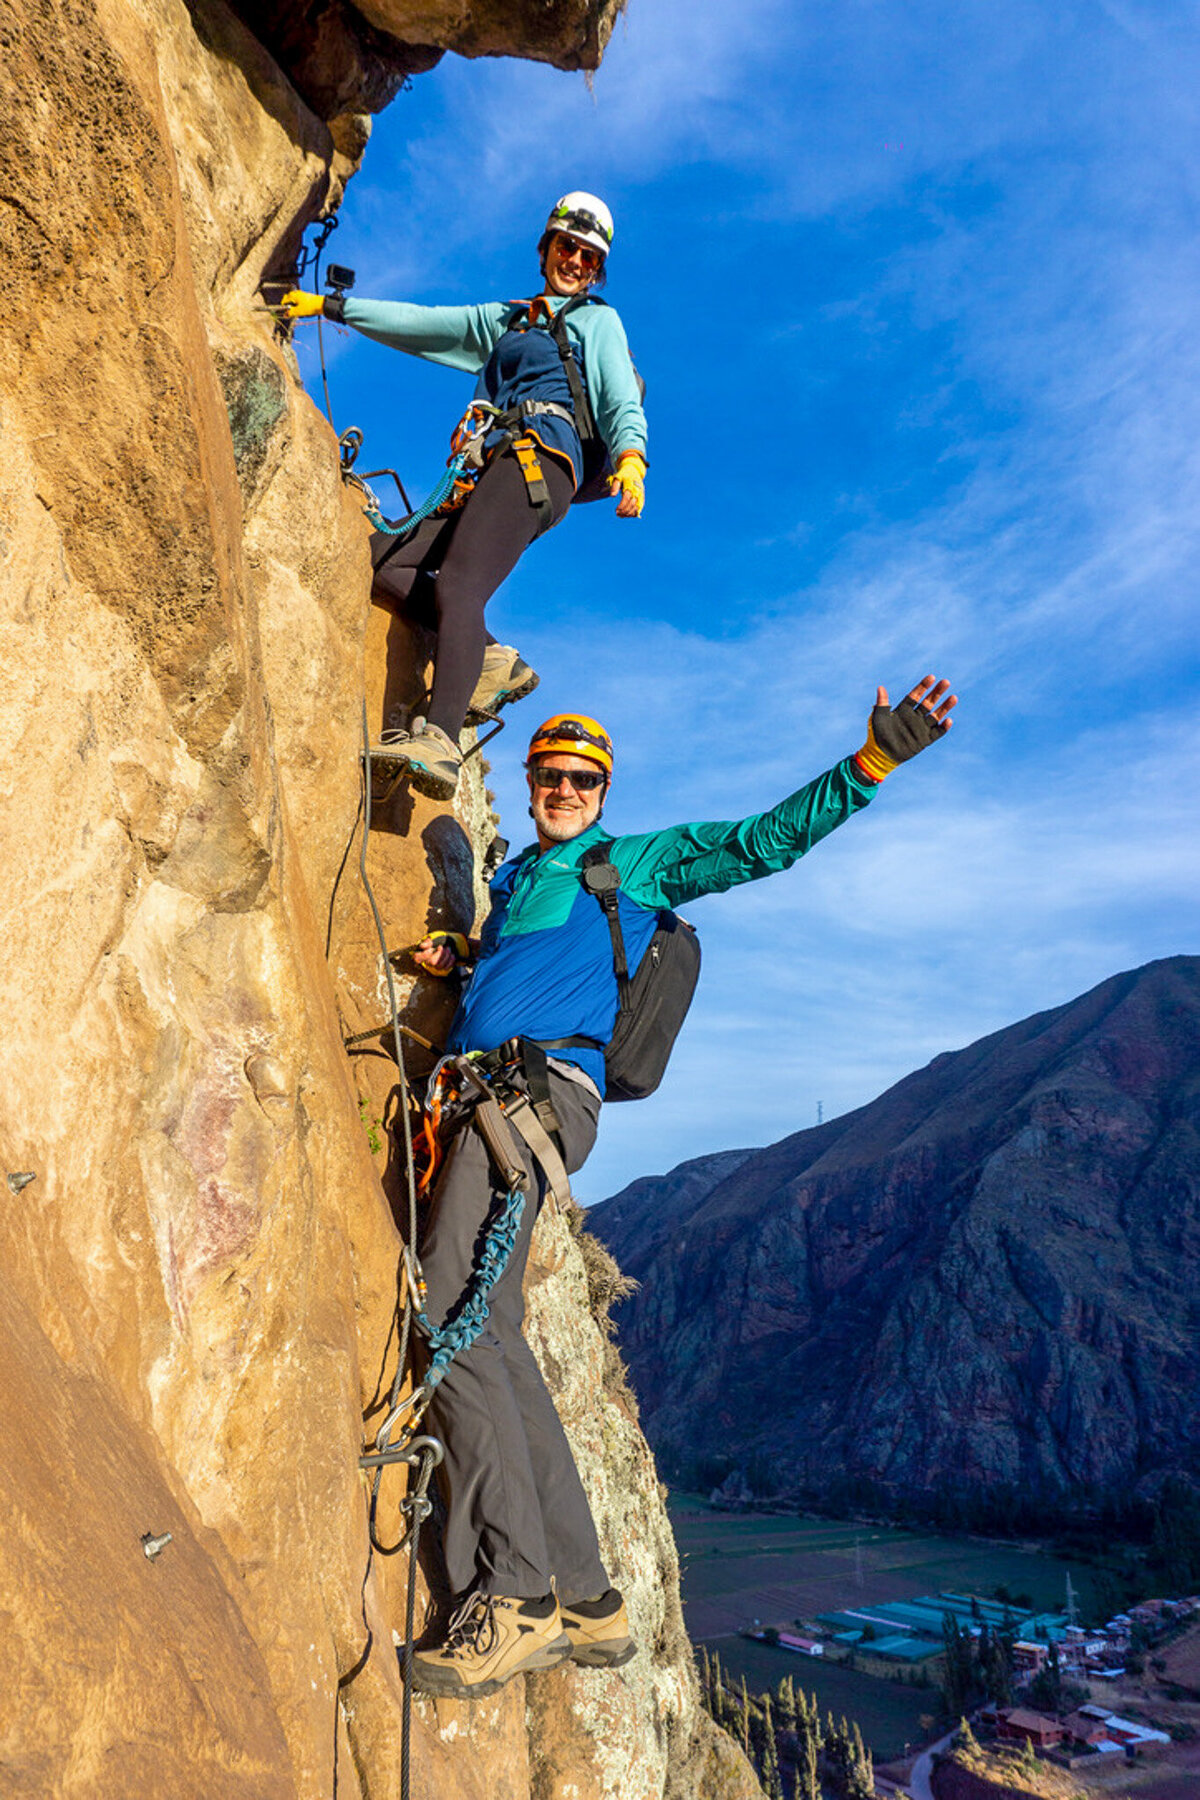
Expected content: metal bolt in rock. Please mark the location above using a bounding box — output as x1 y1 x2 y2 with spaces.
7 1172 36 1194
141 1531 173 1560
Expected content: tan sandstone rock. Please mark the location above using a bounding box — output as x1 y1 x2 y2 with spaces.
0 2 762 1796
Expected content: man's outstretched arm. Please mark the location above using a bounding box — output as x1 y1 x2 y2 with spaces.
611 673 958 910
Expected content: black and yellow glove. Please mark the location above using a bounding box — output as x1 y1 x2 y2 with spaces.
854 677 956 781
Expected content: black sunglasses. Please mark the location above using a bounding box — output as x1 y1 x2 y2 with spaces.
530 766 607 791
551 233 603 270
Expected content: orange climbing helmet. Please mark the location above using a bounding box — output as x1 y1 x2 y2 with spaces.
526 713 614 777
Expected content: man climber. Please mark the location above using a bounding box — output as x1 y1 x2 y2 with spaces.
405 674 957 1697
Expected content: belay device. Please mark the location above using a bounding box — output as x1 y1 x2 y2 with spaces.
580 845 701 1101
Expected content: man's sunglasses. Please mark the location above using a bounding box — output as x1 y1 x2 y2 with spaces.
551 233 603 272
529 766 607 791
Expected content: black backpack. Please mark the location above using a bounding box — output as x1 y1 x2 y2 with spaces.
549 296 646 504
581 845 701 1102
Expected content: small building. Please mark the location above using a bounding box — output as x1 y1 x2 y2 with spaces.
778 1632 823 1656
1061 1711 1109 1748
995 1708 1063 1749
1012 1640 1049 1674
1090 1713 1170 1750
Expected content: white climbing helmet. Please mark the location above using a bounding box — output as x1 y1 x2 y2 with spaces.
544 192 614 260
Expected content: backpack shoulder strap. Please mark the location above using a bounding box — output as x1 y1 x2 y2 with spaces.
549 295 599 444
580 843 631 1010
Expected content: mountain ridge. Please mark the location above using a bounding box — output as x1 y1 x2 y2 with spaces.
590 955 1200 1515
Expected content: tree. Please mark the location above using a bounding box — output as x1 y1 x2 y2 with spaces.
797 1721 821 1800
1151 1476 1200 1592
848 1720 874 1800
822 1712 874 1800
1027 1640 1084 1716
941 1612 977 1718
776 1674 797 1730
708 1651 726 1726
977 1622 1015 1707
760 1695 784 1800
824 1715 849 1797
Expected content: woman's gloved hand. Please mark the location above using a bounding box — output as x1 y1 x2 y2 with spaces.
279 290 325 320
610 451 647 519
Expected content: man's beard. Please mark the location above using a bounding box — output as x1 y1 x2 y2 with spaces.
533 805 589 841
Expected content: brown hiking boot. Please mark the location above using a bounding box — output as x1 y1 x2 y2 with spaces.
407 1591 572 1698
466 643 540 724
370 717 462 801
559 1588 637 1668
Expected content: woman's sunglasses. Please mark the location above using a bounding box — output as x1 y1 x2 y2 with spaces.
551 233 603 272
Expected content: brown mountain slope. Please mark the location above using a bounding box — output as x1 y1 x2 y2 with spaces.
590 956 1200 1512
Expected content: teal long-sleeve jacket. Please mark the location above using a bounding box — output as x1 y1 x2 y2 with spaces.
337 293 648 467
447 755 879 1090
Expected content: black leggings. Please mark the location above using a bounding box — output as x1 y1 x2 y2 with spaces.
370 445 575 738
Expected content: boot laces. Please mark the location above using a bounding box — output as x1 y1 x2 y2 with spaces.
445 1590 498 1655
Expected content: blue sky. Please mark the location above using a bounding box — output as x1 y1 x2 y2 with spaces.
297 0 1200 1201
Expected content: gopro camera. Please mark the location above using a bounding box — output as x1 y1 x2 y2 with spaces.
326 263 356 294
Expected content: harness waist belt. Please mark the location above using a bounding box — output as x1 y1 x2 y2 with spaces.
491 400 577 430
469 1034 603 1076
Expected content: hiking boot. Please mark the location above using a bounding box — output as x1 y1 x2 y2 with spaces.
466 643 540 724
371 717 462 801
559 1588 637 1668
408 1591 572 1698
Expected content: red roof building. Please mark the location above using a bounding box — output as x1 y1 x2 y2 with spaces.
995 1709 1064 1748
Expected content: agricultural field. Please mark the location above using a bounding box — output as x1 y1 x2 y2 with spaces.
670 1494 1113 1760
668 1493 1106 1640
703 1633 937 1762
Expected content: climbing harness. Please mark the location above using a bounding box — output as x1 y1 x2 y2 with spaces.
363 396 575 547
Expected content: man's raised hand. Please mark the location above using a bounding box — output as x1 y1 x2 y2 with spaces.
854 675 957 781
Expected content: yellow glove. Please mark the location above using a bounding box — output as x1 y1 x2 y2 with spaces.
413 932 471 977
610 450 647 518
279 290 325 320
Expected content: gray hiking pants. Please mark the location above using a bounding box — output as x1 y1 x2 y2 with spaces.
418 1069 609 1605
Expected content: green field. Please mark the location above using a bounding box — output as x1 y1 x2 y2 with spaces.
704 1636 936 1762
669 1494 1105 1640
670 1495 1110 1760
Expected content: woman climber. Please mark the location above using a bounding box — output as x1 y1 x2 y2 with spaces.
281 192 648 801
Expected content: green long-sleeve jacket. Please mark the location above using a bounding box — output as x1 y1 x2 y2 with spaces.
448 755 878 1087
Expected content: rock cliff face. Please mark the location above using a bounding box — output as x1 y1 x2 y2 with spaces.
591 958 1200 1515
0 3 756 1796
